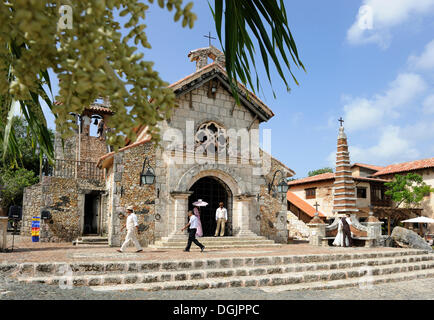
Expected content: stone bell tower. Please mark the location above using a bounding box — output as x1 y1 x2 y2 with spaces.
332 118 358 216
187 45 226 71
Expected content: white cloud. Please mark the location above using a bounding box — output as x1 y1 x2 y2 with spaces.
351 126 419 163
423 95 434 114
408 40 434 71
343 73 427 131
347 0 434 48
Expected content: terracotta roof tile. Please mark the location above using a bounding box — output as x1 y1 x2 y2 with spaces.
287 173 335 186
287 191 325 217
287 172 390 186
351 163 384 171
373 157 434 176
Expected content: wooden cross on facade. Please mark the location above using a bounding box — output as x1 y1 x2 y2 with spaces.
204 32 216 46
313 202 320 212
338 117 344 127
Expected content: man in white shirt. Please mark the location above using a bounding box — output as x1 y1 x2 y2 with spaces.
214 202 228 237
181 210 205 252
117 205 143 253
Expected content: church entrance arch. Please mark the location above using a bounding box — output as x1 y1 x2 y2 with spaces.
188 176 233 236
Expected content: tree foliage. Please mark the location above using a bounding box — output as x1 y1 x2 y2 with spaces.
1 0 304 162
385 173 434 208
0 167 39 208
308 167 333 177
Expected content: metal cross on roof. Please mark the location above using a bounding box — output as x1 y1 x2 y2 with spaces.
204 32 216 46
338 117 344 127
313 202 320 211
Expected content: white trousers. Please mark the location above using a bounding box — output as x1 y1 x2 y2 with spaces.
120 229 142 251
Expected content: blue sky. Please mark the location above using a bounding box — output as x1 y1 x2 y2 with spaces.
41 0 434 178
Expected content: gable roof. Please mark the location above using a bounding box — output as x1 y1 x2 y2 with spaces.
287 191 326 217
373 157 434 176
351 163 384 172
169 62 274 121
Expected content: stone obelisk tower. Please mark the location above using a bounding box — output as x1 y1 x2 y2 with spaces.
332 119 358 216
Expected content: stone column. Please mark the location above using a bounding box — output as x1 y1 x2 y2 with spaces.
235 194 257 237
363 213 384 247
168 191 193 240
0 217 8 250
307 214 326 246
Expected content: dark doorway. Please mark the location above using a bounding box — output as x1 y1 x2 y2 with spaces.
83 193 99 235
188 176 231 236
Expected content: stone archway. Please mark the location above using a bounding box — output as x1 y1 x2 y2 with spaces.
188 176 233 236
168 165 258 238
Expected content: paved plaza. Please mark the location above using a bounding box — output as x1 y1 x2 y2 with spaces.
1 236 434 300
1 235 399 264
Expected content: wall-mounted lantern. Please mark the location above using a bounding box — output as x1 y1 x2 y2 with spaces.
140 157 156 186
268 170 289 195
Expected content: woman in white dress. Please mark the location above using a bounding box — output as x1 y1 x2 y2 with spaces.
333 218 351 247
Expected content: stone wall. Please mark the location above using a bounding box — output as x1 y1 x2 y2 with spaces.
22 176 105 242
169 83 259 137
259 157 290 243
54 132 108 163
289 181 334 217
107 142 156 247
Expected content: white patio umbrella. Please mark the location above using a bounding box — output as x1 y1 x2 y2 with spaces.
401 217 434 223
192 199 208 207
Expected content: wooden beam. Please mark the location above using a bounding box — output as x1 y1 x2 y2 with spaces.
247 114 258 131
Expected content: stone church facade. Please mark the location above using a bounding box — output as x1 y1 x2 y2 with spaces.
22 46 295 246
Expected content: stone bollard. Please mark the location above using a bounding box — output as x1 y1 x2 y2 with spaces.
307 214 326 246
0 217 8 250
363 212 384 247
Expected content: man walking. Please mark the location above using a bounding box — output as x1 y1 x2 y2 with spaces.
181 211 205 252
214 202 227 237
117 205 143 253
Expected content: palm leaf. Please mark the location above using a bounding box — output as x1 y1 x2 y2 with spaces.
212 0 305 101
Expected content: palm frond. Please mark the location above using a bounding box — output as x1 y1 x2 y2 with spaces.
212 0 305 102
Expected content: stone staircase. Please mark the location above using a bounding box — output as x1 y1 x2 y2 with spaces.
73 235 109 246
5 249 434 292
287 211 310 239
150 235 280 249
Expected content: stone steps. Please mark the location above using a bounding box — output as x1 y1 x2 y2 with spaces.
260 269 434 293
9 249 433 292
6 249 428 277
151 235 279 249
16 254 434 288
73 236 109 246
88 259 434 292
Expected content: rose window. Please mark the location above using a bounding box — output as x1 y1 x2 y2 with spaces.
195 122 227 152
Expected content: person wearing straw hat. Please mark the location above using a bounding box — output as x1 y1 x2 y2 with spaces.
117 205 143 253
192 199 208 237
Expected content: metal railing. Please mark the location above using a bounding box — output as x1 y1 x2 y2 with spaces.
43 159 104 181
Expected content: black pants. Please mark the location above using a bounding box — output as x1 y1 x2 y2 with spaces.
185 228 204 251
343 227 353 247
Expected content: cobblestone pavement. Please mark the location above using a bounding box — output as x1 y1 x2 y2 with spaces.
1 275 433 300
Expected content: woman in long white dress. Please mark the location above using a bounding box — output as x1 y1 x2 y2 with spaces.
333 218 350 247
